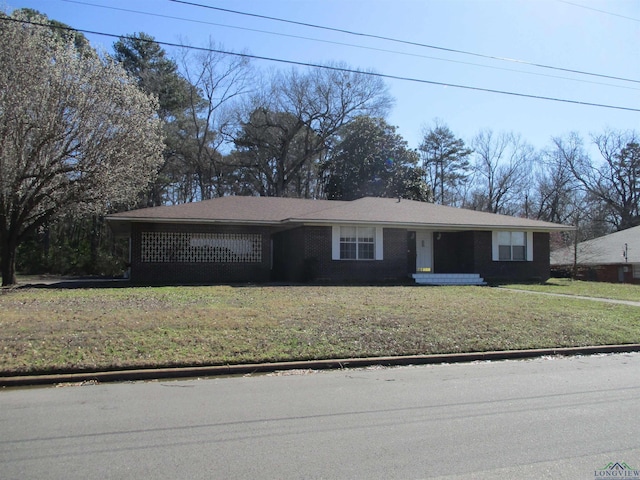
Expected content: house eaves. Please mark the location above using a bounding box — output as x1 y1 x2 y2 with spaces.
293 219 569 232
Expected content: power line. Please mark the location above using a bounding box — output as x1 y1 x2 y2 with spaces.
557 0 640 23
58 0 640 92
169 0 640 85
3 16 639 113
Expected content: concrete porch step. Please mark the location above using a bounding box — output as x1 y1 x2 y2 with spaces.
412 273 486 286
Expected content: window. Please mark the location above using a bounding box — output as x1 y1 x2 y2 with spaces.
498 231 526 261
332 226 383 261
633 264 640 279
340 226 375 260
493 231 532 262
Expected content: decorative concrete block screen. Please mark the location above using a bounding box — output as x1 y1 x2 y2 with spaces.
141 232 262 263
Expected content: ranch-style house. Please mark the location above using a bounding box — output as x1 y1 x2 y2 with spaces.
106 196 571 285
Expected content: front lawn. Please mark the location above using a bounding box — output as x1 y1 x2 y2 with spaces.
1 284 639 375
502 278 640 302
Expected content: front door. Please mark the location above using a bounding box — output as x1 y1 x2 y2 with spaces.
415 230 433 272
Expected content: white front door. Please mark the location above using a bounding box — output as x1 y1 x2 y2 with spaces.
415 230 433 272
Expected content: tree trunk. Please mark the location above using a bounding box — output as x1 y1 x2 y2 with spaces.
1 235 18 286
572 227 579 280
90 215 99 271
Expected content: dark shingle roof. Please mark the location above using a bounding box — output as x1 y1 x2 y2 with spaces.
107 196 570 232
290 197 568 229
109 196 343 223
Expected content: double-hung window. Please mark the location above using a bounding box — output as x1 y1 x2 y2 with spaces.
498 231 526 261
493 231 532 261
332 226 383 261
340 226 375 260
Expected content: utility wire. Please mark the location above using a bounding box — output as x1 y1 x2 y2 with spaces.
58 0 640 92
169 0 640 85
3 17 640 113
557 0 640 23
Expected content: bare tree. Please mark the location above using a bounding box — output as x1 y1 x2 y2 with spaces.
175 39 253 201
577 130 639 231
230 64 393 197
468 130 533 214
542 133 624 276
555 130 640 232
530 135 588 271
533 135 585 224
0 12 163 285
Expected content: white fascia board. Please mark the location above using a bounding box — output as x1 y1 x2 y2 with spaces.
105 217 282 226
107 216 572 232
298 221 570 232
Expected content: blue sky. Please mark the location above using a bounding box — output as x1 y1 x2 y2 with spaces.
6 0 639 153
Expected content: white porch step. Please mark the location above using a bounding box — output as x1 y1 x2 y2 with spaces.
412 273 486 286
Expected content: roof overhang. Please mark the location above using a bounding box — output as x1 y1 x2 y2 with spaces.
296 220 572 232
106 216 284 237
108 214 573 238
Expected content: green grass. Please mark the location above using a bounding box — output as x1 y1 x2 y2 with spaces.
1 283 639 375
502 278 640 302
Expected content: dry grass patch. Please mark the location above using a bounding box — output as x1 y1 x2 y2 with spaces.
1 285 639 375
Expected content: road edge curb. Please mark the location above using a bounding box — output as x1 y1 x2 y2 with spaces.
2 344 640 387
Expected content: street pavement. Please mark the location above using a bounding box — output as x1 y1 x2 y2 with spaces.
1 353 639 480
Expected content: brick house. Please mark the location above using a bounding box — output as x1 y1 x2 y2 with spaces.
106 196 571 285
551 225 640 284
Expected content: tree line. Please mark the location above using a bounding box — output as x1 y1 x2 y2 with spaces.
1 9 638 284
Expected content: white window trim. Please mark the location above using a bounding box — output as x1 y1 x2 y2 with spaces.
332 226 383 261
492 231 533 262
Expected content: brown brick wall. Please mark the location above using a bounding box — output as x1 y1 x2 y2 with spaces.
272 227 307 282
433 231 475 273
432 231 550 282
129 222 552 285
279 226 409 283
130 223 273 284
472 231 550 283
562 264 640 284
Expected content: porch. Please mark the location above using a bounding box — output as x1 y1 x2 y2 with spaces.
408 230 485 285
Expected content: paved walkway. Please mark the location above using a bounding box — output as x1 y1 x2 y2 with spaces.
498 287 640 307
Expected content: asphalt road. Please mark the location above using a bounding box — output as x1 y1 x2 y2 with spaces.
1 353 639 480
